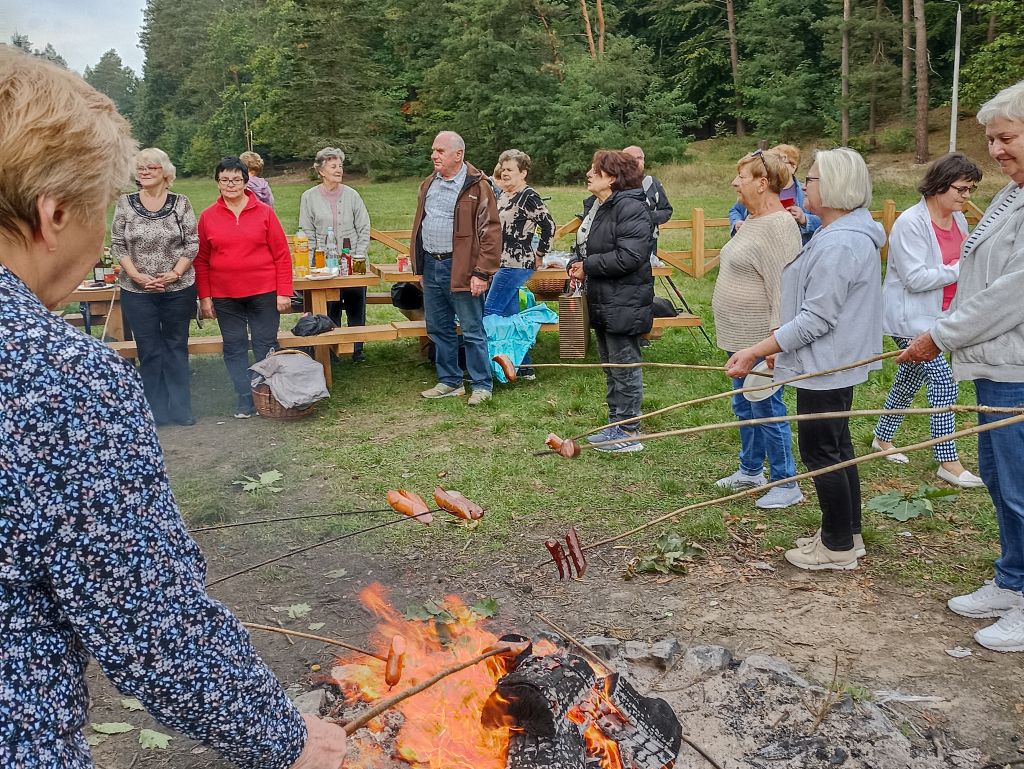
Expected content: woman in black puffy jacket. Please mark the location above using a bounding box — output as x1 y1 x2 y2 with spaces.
567 150 655 453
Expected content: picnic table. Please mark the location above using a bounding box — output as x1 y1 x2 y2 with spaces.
368 263 672 285
64 284 126 341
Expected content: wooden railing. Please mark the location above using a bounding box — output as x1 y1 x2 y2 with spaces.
370 198 987 279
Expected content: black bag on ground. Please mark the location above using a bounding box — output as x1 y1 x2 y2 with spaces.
391 282 424 311
652 296 681 317
292 313 336 336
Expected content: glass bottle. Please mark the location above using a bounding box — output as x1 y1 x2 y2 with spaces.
341 237 352 275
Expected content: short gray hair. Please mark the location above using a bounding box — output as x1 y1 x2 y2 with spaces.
497 148 531 173
435 131 465 152
313 147 345 172
977 80 1024 126
136 147 176 185
814 147 872 211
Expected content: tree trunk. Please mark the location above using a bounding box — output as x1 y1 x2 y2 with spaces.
868 0 883 143
534 1 563 80
987 12 996 43
579 0 596 59
594 0 605 55
726 0 745 137
913 0 929 164
841 0 851 146
901 0 911 115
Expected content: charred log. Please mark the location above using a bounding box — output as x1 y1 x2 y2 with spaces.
597 674 682 769
505 728 588 769
483 654 597 737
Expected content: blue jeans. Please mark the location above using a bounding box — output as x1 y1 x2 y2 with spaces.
484 267 534 366
975 379 1024 592
422 255 492 391
729 356 797 483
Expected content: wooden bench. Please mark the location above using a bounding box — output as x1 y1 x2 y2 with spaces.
366 292 392 304
108 324 399 388
388 315 700 343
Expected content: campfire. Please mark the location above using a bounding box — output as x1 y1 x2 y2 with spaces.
323 585 682 769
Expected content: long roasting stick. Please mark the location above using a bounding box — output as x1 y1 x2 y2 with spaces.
581 412 1024 553
568 350 901 442
242 622 385 661
524 362 771 375
572 405 1024 454
191 508 396 533
340 640 530 734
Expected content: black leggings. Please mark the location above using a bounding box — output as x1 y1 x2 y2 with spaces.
796 386 861 551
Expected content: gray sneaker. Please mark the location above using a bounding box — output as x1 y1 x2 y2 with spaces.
795 530 866 558
467 389 492 406
586 427 617 445
421 383 466 399
593 427 644 453
715 469 767 489
755 484 804 509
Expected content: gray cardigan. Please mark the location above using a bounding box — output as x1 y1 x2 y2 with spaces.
298 185 370 254
931 181 1024 382
773 207 886 390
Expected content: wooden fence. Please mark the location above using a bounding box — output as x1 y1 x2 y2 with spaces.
369 199 986 279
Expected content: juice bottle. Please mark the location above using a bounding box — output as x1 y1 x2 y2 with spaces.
295 229 310 276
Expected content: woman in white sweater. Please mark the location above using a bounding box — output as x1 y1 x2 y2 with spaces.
711 150 803 509
299 147 371 361
874 153 984 488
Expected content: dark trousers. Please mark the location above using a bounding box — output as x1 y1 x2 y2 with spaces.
595 328 643 431
213 292 280 408
796 386 860 552
327 287 367 354
120 286 196 424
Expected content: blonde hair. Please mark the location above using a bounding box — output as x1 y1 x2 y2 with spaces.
0 47 136 246
239 150 264 175
770 143 801 169
815 148 872 210
136 147 176 186
737 151 792 194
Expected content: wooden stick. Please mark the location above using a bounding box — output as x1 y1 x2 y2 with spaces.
575 405 1024 453
534 612 611 672
341 640 529 734
568 350 900 442
242 622 384 661
525 362 771 376
681 734 726 769
191 507 395 532
581 412 1024 553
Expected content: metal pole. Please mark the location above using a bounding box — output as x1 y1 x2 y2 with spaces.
949 2 961 152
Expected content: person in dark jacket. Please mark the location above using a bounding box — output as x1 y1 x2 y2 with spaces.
567 150 655 453
623 145 672 262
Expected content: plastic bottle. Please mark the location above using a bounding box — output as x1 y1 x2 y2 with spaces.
342 237 352 276
295 229 310 276
326 227 339 271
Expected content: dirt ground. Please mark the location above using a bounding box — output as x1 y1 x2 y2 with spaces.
87 413 1024 769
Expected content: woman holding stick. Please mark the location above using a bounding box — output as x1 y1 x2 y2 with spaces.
0 49 345 768
712 149 803 509
727 148 885 571
900 80 1024 652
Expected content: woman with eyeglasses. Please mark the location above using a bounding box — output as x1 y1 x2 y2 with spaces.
874 153 984 489
195 156 293 418
729 144 821 244
726 148 885 571
111 148 199 426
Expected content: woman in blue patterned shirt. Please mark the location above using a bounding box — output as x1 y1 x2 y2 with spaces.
0 49 345 769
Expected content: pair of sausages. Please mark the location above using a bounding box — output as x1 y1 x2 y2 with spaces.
385 487 485 523
386 490 433 525
546 433 581 458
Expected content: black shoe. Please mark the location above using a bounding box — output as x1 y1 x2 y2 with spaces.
174 416 197 426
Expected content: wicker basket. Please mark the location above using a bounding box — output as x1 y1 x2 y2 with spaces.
526 269 569 301
250 350 317 421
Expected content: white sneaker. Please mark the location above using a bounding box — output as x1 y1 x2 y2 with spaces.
872 437 909 464
936 466 985 489
974 608 1024 652
715 469 766 490
948 580 1024 618
467 389 492 406
784 539 859 571
795 530 866 558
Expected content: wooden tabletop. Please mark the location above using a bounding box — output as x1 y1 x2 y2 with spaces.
370 263 419 283
293 274 379 290
66 284 119 303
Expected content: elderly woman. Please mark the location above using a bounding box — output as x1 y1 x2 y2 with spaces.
730 144 821 244
240 150 275 207
567 150 655 453
900 80 1024 652
874 153 984 488
195 157 293 418
111 147 199 426
727 148 885 570
484 149 556 380
0 48 344 769
712 150 802 508
299 147 371 361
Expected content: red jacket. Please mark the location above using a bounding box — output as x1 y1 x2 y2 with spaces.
195 191 292 300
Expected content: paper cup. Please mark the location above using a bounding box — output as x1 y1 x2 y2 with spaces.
742 360 781 402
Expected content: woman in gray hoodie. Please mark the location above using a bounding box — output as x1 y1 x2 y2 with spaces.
727 148 885 571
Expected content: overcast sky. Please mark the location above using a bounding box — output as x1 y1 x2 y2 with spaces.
1 0 147 74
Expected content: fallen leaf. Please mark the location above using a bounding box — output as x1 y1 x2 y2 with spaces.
139 729 173 749
1015 703 1024 714
323 568 348 579
308 622 326 631
91 722 135 735
272 603 312 619
86 735 107 747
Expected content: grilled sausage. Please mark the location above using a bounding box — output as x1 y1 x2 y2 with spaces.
386 489 433 525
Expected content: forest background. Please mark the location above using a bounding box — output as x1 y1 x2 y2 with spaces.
9 0 1024 181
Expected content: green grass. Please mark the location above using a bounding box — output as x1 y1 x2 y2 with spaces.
120 139 1001 592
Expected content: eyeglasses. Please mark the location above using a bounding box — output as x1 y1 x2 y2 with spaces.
217 178 245 186
136 165 163 175
804 176 820 185
750 149 769 174
950 183 978 196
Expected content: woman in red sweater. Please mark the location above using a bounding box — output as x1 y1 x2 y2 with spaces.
195 157 293 417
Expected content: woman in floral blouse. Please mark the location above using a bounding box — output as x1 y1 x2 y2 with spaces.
483 148 555 379
0 48 345 769
111 147 199 426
